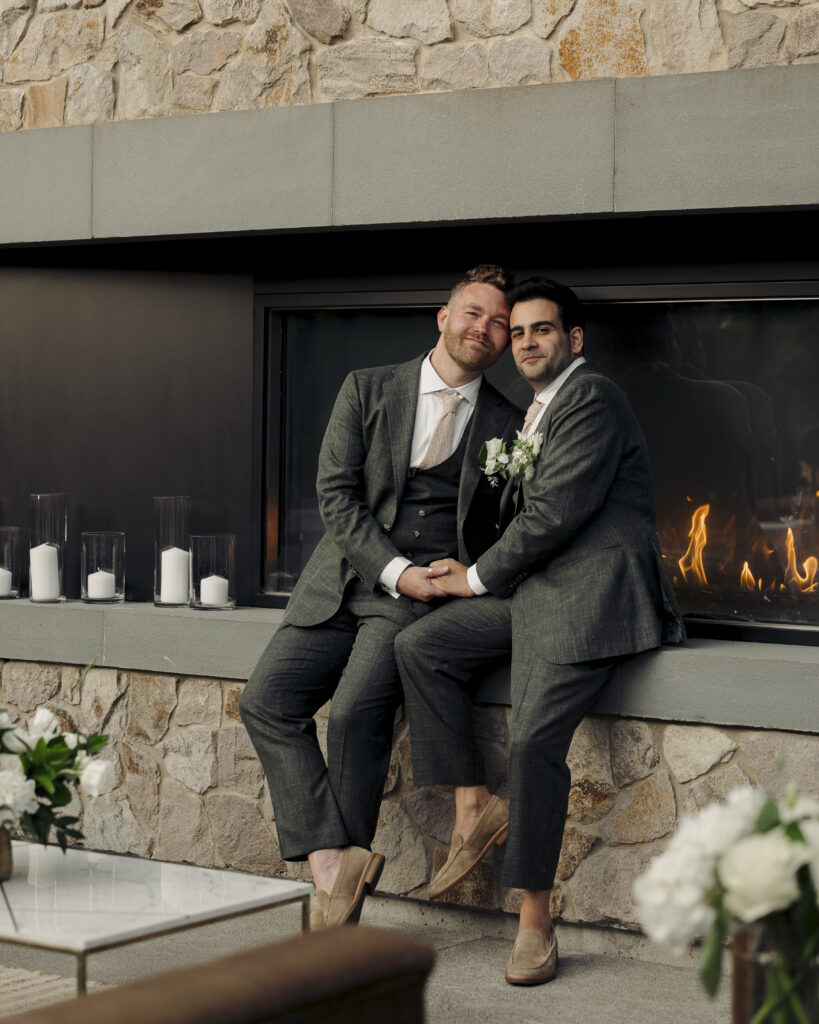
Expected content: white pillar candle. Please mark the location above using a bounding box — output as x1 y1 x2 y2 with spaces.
30 543 60 601
160 547 190 604
199 574 229 607
0 567 12 597
87 569 116 600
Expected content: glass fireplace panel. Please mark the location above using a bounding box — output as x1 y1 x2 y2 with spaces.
586 299 819 628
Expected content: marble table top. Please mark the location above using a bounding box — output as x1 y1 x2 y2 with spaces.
0 842 312 953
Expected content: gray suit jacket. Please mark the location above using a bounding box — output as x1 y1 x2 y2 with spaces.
286 353 521 628
476 363 685 664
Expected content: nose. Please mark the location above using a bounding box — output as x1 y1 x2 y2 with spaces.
517 328 536 349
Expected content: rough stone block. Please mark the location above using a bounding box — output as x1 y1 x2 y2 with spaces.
82 792 152 857
367 0 452 44
600 769 677 845
315 37 418 101
0 88 24 131
224 683 243 723
725 11 785 69
570 843 657 928
116 22 172 120
159 725 218 793
156 777 219 865
418 41 489 91
557 0 647 80
402 786 454 845
175 678 222 726
532 0 576 39
5 10 105 83
65 64 115 124
124 673 178 744
0 0 33 62
566 716 615 823
787 6 819 59
489 35 551 86
206 791 284 875
555 826 599 880
286 0 349 43
170 28 241 75
22 77 66 128
79 667 125 736
373 799 429 895
1 662 61 711
452 0 531 37
200 0 259 24
121 740 161 829
736 727 819 797
681 761 750 815
610 718 659 788
663 723 736 782
433 843 501 909
645 0 726 76
137 0 202 31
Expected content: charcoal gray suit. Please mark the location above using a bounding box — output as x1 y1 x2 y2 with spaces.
240 353 520 861
397 363 684 889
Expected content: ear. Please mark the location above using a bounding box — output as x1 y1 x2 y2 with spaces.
570 326 584 355
437 304 449 333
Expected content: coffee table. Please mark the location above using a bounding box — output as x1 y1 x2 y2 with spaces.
0 841 312 994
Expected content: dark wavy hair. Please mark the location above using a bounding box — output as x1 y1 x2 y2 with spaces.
507 277 585 333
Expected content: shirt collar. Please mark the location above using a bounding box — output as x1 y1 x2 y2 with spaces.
419 352 482 406
534 356 586 405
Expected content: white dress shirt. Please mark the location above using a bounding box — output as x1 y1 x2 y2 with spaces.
466 356 586 596
379 353 483 597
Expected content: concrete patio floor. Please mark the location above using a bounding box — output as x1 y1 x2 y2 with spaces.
0 891 730 1023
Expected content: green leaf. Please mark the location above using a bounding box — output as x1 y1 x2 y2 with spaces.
756 798 780 833
34 773 56 796
784 821 805 843
699 918 725 998
84 735 108 755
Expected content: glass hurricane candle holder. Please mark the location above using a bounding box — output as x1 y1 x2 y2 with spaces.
154 496 191 606
29 493 67 603
0 527 23 599
190 534 235 610
81 532 125 603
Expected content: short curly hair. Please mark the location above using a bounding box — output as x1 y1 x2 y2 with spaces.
448 264 514 304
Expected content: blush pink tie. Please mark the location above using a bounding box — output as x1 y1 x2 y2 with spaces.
417 390 464 469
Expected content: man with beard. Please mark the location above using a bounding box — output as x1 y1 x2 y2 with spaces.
396 277 684 984
241 265 521 930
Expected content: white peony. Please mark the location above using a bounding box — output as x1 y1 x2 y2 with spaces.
779 793 819 825
0 754 23 775
62 733 83 750
0 711 13 731
79 760 113 798
719 831 811 922
0 768 38 827
2 727 29 754
27 708 61 744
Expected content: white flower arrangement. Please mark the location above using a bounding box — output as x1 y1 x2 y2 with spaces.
633 782 819 1016
479 432 544 487
0 699 112 848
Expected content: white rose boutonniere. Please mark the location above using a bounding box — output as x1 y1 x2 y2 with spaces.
480 432 544 486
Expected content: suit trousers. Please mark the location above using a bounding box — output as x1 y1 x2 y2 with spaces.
240 581 424 862
395 595 618 891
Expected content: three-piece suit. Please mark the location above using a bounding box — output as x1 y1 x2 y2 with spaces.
240 352 520 861
397 362 684 890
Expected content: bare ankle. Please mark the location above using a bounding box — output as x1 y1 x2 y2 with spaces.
308 847 345 892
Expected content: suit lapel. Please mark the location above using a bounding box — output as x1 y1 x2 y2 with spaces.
384 354 424 504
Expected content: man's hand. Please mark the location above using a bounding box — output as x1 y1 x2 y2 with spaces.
429 558 475 597
396 565 450 602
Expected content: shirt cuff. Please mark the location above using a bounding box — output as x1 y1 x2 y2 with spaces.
379 557 413 599
467 564 488 596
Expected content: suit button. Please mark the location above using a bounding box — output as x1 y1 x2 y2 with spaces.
383 523 391 532
413 530 420 538
418 509 426 517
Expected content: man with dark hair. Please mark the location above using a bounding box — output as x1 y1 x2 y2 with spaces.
240 265 520 930
396 277 683 984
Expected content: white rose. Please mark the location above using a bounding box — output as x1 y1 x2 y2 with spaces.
0 768 38 821
484 458 496 475
0 711 13 731
0 754 23 775
80 760 113 798
2 728 29 754
719 830 811 922
779 794 819 825
530 433 543 456
485 437 503 459
27 708 61 744
497 453 509 465
63 733 81 750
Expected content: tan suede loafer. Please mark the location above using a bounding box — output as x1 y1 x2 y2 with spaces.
428 795 508 899
505 928 558 986
315 846 386 929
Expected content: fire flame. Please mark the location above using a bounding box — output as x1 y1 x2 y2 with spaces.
740 562 755 591
679 504 710 585
784 529 819 594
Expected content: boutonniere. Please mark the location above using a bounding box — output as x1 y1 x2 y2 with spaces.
479 432 543 486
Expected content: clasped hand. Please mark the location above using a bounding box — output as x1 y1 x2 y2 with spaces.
396 559 475 600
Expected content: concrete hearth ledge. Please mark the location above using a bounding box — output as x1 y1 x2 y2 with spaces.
0 601 816 734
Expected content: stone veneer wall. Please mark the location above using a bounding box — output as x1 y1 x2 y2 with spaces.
1 0 819 132
2 658 818 931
